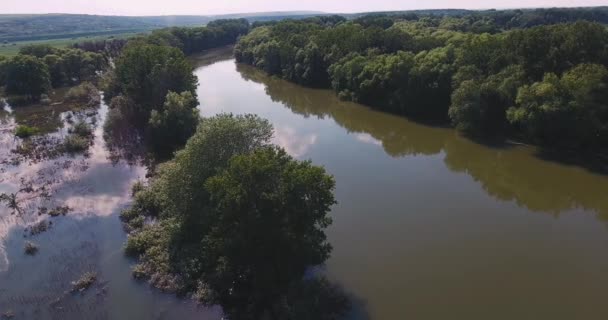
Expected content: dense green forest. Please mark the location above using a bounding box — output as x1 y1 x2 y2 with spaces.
0 45 105 100
236 8 608 151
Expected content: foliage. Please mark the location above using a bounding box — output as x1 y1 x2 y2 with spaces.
141 19 250 55
69 121 93 137
449 65 526 136
201 146 336 318
110 42 197 119
120 114 343 317
65 82 100 107
147 91 200 158
15 125 41 138
4 54 50 98
63 134 90 153
236 13 608 150
18 44 107 87
507 64 608 149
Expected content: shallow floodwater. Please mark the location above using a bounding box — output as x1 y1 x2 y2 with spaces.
0 98 221 319
194 58 608 320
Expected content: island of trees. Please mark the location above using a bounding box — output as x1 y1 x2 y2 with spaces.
235 8 608 151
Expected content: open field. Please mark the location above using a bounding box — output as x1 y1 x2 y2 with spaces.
0 32 141 56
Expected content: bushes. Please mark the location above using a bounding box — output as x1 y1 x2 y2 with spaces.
14 125 40 138
63 135 90 153
64 82 100 107
69 121 93 137
120 114 343 317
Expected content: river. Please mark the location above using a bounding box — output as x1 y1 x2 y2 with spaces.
1 52 608 320
194 57 608 320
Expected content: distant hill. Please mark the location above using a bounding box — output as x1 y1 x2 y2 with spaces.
0 11 325 42
2 7 607 43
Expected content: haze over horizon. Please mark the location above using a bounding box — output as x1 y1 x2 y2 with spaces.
2 0 607 16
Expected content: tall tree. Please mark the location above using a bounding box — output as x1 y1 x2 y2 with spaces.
4 55 51 99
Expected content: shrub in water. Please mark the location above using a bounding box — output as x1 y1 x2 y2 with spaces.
14 125 40 138
63 135 89 153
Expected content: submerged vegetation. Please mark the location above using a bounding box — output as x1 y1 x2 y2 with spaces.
24 241 39 255
64 82 100 108
70 272 98 293
235 9 608 152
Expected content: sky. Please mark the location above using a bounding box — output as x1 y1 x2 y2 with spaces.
2 0 607 16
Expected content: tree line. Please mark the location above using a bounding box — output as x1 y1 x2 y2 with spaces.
0 45 106 100
235 10 608 151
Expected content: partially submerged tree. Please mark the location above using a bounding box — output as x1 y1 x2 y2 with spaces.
121 114 346 319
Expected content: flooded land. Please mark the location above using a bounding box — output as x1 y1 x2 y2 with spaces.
1 53 608 320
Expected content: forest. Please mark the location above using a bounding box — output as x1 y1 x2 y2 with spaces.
235 8 608 151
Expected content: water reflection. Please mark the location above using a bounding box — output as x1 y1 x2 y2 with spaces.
235 63 608 221
0 97 219 319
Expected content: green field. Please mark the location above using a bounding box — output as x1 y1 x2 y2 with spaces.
0 32 141 57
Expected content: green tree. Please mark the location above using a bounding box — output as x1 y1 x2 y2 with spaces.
19 44 58 58
43 54 66 87
121 114 344 318
507 64 608 148
0 56 7 87
449 65 526 136
5 55 51 99
148 91 200 158
203 146 336 319
113 43 198 119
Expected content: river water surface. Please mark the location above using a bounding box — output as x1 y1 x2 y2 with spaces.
2 53 608 320
194 57 608 320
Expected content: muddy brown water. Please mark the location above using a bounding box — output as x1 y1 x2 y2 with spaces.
194 58 608 320
1 53 608 320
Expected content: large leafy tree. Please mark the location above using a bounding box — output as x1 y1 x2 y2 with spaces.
203 146 336 319
113 42 198 119
4 55 51 98
122 114 342 319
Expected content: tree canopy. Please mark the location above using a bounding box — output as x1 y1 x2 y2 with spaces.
235 13 608 151
4 55 51 98
120 114 345 319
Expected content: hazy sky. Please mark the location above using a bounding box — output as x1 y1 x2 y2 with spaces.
3 0 607 16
